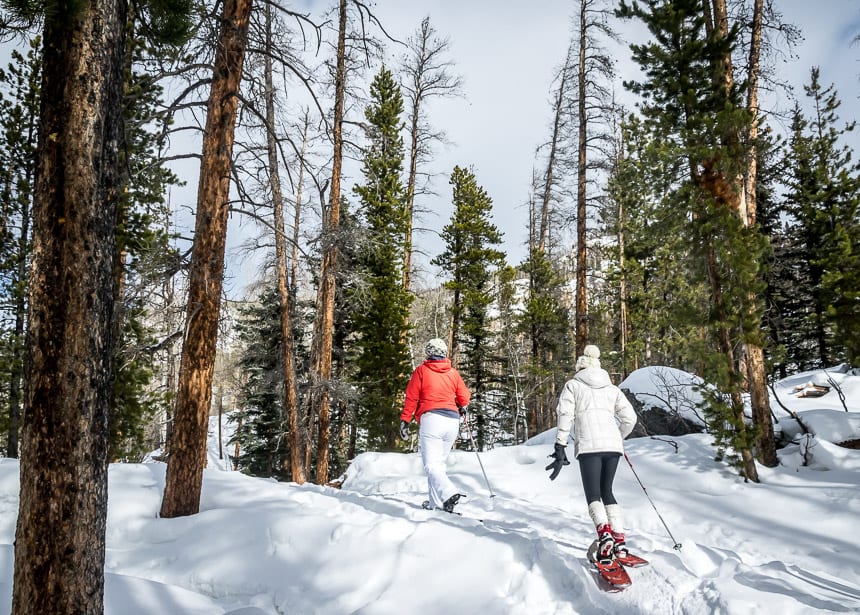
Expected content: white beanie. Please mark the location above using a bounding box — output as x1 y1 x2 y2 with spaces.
575 344 601 371
425 338 448 358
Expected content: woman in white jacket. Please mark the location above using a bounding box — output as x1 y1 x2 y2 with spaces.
545 345 637 562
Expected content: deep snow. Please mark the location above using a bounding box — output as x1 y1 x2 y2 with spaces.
0 365 858 614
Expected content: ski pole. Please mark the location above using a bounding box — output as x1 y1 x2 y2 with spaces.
623 452 682 551
462 410 495 498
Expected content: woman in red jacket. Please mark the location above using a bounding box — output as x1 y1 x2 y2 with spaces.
400 338 471 513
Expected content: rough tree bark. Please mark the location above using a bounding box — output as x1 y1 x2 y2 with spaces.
12 0 127 611
160 0 254 517
742 0 777 468
702 0 765 481
307 0 347 485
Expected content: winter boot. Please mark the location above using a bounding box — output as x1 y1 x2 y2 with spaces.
612 531 628 558
442 493 464 514
596 524 615 562
605 504 627 557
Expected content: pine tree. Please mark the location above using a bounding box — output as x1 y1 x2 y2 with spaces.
751 128 801 378
231 287 290 479
110 16 186 461
605 114 707 375
518 247 571 435
432 165 505 449
495 264 528 443
352 67 413 452
0 40 40 458
784 69 860 365
617 0 768 480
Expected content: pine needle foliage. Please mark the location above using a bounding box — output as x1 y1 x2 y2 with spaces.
617 0 768 476
783 68 860 365
432 165 506 449
352 67 413 452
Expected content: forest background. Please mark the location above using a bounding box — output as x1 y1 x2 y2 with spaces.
0 1 859 612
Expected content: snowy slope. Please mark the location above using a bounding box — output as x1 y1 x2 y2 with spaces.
0 369 858 614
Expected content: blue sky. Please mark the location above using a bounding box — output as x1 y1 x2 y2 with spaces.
364 1 860 287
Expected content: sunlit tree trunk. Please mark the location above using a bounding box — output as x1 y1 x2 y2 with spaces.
742 0 777 467
308 0 347 485
706 0 759 482
160 0 254 517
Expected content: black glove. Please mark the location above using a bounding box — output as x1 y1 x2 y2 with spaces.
545 443 570 481
399 420 410 440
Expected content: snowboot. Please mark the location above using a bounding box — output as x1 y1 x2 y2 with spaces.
442 493 464 514
612 531 628 558
596 524 615 563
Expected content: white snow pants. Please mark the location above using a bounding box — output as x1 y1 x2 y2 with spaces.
419 412 460 509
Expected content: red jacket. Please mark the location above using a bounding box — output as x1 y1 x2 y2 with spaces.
401 359 471 423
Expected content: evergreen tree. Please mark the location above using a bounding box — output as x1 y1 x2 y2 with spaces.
352 67 413 451
518 247 571 436
231 287 289 479
755 126 805 379
605 114 706 376
110 18 186 461
0 40 40 458
432 165 505 449
784 69 860 365
617 0 769 479
495 264 528 443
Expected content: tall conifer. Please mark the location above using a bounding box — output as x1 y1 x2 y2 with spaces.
784 69 860 365
617 0 768 479
352 67 413 451
432 166 505 448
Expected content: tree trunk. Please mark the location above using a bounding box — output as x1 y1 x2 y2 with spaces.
291 114 309 301
160 0 253 518
263 4 304 483
293 116 312 472
743 0 777 467
574 1 589 356
12 0 126 611
309 0 347 485
617 161 629 377
404 70 420 294
696 0 761 482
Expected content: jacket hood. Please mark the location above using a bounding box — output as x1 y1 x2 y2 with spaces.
424 358 452 373
574 366 612 388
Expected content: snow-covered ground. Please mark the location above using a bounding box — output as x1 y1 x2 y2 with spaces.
1 365 859 614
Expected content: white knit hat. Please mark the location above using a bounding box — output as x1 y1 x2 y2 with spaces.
425 338 448 358
575 344 601 371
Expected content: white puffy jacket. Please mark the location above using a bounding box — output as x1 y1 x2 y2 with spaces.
555 367 637 457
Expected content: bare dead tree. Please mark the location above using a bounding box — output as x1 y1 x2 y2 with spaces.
306 0 348 485
399 16 462 293
573 0 618 355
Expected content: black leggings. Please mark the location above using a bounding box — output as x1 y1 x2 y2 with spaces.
578 452 621 505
